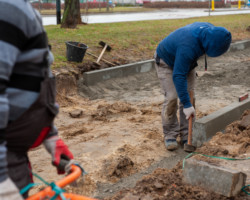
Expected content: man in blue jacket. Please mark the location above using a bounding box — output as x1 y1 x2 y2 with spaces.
155 22 231 151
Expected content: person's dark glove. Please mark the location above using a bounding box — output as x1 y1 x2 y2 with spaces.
43 136 74 174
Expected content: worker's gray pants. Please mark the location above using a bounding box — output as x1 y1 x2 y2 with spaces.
155 58 195 141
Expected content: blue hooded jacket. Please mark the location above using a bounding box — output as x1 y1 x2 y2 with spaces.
156 22 231 108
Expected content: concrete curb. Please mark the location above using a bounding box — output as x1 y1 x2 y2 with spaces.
83 59 154 86
193 98 250 147
83 40 250 86
229 40 250 52
183 157 247 197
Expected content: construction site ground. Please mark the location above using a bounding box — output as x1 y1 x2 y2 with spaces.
28 46 250 199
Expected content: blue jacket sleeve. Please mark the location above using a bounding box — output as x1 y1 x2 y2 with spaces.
173 47 196 108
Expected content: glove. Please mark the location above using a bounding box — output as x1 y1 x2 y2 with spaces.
43 136 74 174
183 106 195 120
0 177 24 200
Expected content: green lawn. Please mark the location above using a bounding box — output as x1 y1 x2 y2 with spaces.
45 14 250 68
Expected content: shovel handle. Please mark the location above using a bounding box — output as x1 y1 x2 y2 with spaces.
96 44 108 63
188 90 194 145
188 116 193 145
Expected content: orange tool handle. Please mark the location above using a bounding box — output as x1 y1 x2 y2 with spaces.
187 90 194 145
188 116 193 145
26 165 96 200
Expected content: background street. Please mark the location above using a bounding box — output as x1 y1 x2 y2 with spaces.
42 8 250 25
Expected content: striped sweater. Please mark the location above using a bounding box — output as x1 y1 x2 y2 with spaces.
0 0 57 182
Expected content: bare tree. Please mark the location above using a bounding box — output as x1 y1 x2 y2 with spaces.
106 0 109 12
61 0 82 28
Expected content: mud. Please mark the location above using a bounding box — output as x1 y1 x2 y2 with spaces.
28 47 250 199
106 110 250 200
199 115 250 158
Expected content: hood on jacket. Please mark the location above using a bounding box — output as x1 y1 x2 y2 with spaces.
200 26 231 57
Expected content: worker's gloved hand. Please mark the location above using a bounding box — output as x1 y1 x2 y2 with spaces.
0 177 24 200
183 106 195 120
43 136 74 174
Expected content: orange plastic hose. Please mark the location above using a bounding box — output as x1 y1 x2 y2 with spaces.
26 165 97 200
64 193 98 200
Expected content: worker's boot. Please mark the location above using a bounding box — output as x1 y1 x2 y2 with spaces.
165 139 178 151
180 140 187 148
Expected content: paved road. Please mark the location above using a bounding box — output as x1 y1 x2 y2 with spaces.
42 8 250 26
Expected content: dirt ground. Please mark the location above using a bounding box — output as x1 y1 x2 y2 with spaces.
106 110 250 200
28 46 250 199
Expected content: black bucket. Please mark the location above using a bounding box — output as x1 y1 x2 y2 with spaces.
65 41 88 62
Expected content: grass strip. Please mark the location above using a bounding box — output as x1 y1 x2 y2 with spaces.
45 14 250 68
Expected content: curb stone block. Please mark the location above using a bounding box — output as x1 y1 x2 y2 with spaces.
229 40 250 52
193 99 250 147
83 60 155 86
183 158 247 197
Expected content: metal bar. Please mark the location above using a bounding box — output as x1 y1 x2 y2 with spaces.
56 0 61 24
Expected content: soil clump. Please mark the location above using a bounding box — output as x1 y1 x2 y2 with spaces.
106 110 250 200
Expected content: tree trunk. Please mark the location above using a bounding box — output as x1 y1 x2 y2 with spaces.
106 0 109 12
61 0 82 28
85 0 88 13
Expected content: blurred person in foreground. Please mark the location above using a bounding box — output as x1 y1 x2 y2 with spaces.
0 0 74 199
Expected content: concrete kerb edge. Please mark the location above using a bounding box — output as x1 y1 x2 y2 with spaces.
183 158 247 197
83 59 155 86
193 98 250 147
228 40 250 52
83 40 250 86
